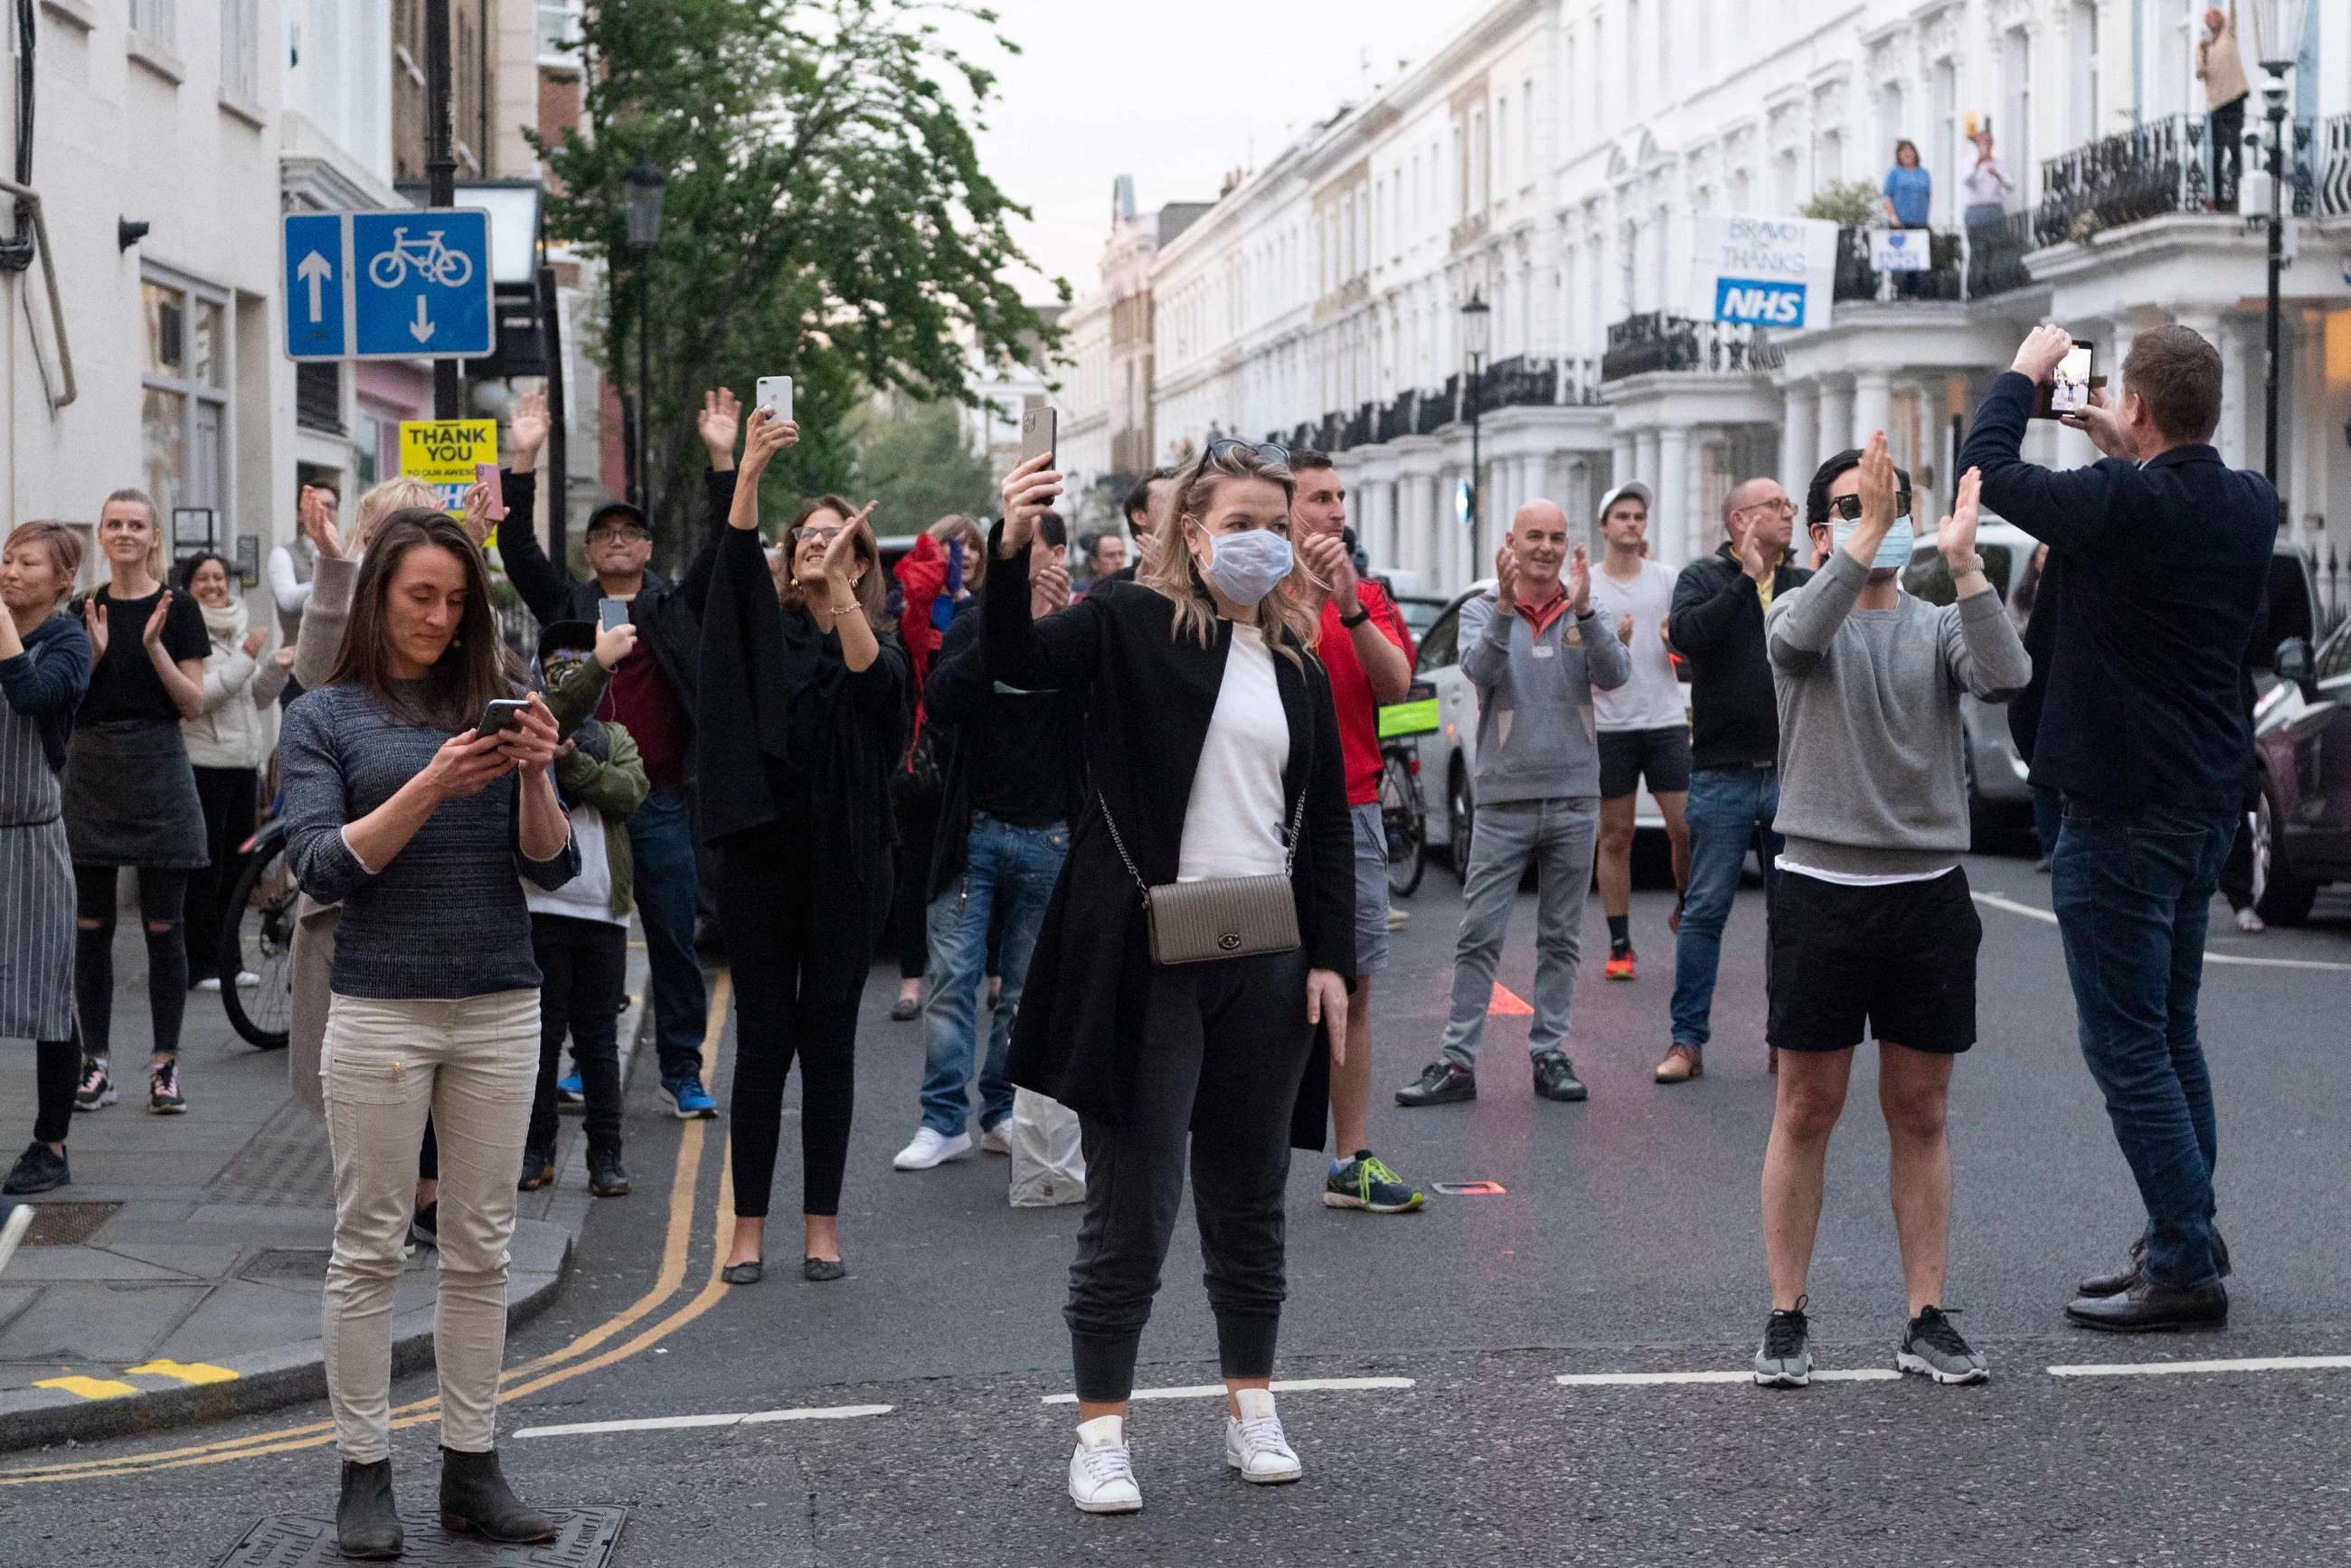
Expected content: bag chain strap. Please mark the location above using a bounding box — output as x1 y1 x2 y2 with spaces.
1095 783 1312 907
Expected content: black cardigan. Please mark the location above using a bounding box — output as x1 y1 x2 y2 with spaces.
694 524 908 911
982 530 1355 1152
1666 543 1812 771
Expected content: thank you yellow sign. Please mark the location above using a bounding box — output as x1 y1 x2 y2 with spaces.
399 419 496 485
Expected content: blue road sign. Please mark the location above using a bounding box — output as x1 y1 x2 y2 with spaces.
281 208 494 361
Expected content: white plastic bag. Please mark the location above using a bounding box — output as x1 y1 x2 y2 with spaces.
1008 1087 1086 1207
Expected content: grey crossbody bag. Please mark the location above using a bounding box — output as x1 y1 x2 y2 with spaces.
1097 789 1308 967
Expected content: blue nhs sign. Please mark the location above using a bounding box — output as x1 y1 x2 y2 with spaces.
1714 278 1808 328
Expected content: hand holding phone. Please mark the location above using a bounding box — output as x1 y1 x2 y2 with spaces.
475 697 530 737
474 463 508 521
599 597 629 633
1018 395 1056 468
756 376 794 425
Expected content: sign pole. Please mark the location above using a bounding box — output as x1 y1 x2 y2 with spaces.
425 0 460 420
540 265 568 571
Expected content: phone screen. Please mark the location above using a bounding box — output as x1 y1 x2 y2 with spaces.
599 598 629 633
2051 343 2092 414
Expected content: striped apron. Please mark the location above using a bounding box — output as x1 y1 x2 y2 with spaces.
0 690 77 1039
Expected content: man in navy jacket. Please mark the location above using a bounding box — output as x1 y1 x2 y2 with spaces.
1959 323 2274 1332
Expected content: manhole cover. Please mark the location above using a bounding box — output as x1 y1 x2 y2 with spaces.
240 1249 333 1283
213 1504 625 1567
24 1202 120 1246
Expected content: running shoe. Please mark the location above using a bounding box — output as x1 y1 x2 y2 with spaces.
1395 1059 1476 1107
1223 1388 1303 1484
73 1056 115 1112
1603 945 1637 981
663 1073 718 1120
1531 1050 1587 1102
1897 1305 1988 1384
556 1072 584 1109
1324 1150 1425 1214
892 1127 971 1170
1754 1299 1811 1387
147 1059 186 1115
980 1120 1012 1156
1069 1414 1142 1514
3 1143 68 1195
587 1146 631 1197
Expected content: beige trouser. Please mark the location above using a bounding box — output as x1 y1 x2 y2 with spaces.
321 988 538 1462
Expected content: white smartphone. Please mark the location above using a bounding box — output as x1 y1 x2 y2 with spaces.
1018 398 1056 467
755 376 794 424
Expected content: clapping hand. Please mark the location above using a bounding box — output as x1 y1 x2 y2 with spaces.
141 591 175 653
300 485 345 562
1565 544 1591 615
1733 515 1774 582
816 505 875 598
1493 542 1521 611
998 453 1062 557
82 600 108 656
1031 553 1072 619
1940 467 1984 571
1297 528 1360 614
242 627 269 659
1617 613 1635 647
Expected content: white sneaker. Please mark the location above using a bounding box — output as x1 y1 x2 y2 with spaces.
891 1127 972 1171
235 970 261 987
2234 906 2265 933
1223 1388 1303 1484
980 1121 1011 1156
194 977 223 993
1068 1414 1142 1513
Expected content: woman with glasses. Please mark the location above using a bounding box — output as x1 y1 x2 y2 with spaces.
700 407 908 1285
986 438 1354 1515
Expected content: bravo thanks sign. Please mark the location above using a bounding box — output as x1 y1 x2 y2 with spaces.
1687 214 1838 333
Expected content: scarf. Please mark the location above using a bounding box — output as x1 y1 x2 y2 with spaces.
201 595 249 651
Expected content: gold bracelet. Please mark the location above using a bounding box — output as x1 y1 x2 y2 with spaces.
828 599 862 617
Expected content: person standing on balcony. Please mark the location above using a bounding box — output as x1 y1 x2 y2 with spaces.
1882 140 1931 230
1961 130 2015 237
2198 5 2250 213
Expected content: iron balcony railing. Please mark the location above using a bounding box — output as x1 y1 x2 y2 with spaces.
2035 113 2209 242
1965 210 2036 299
1600 312 1783 381
1340 401 1376 451
1832 225 1965 303
1420 375 1459 435
2320 111 2351 216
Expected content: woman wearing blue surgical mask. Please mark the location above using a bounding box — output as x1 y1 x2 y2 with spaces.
984 437 1355 1516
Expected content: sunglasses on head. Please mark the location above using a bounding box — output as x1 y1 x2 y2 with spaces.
1199 436 1289 468
1828 492 1912 522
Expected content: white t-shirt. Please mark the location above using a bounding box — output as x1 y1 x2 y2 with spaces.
1585 558 1687 732
1177 622 1292 883
524 799 625 926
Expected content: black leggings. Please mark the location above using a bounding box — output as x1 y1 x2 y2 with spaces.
717 825 869 1220
33 1032 80 1144
527 913 627 1156
185 766 258 980
74 864 189 1059
892 800 938 981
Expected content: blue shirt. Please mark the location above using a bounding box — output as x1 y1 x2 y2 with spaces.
1882 165 1931 227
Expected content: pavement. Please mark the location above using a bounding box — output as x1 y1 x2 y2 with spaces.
0 902 648 1453
5 845 2350 1565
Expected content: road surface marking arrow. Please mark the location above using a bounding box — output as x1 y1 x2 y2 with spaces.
296 251 333 323
409 296 435 344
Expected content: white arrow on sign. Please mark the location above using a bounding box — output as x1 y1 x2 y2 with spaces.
297 250 334 324
409 297 435 345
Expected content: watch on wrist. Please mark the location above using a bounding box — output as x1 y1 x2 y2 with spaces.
1949 553 1986 576
1338 603 1372 628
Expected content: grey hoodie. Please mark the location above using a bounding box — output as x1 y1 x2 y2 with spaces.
1458 591 1630 805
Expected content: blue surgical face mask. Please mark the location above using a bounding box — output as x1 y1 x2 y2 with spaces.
1197 526 1294 607
1832 515 1914 571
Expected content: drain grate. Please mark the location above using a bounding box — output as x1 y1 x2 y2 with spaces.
24 1202 120 1246
239 1248 333 1283
213 1505 626 1567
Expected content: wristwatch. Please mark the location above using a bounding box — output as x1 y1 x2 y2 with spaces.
1948 553 1986 576
1338 603 1372 628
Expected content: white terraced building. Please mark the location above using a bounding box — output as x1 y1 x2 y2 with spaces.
1116 0 2351 604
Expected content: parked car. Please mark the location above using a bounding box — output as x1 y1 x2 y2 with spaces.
2248 616 2351 924
1898 515 2038 829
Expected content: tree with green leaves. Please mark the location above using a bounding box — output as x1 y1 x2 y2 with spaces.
533 0 1064 563
1800 180 1888 228
845 397 998 536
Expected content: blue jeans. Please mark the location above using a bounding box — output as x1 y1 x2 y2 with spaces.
629 786 711 1084
919 814 1068 1137
2052 799 2236 1291
1440 798 1599 1068
1669 764 1781 1049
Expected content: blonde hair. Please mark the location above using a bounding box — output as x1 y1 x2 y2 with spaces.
352 477 440 552
1138 443 1318 662
98 487 165 580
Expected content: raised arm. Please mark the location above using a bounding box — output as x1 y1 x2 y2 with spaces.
1958 326 2122 552
1565 544 1630 692
1937 467 2034 703
986 455 1107 691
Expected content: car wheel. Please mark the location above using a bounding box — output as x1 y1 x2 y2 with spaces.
1447 764 1475 877
2250 790 2318 927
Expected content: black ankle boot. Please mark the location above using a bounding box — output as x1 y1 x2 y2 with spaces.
335 1458 403 1560
439 1447 558 1544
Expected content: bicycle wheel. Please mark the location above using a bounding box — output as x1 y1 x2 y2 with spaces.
1380 749 1426 899
220 840 296 1050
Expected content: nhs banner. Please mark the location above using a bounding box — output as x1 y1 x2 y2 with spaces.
1689 214 1838 334
1870 228 1931 272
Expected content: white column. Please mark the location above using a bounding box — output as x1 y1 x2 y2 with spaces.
1852 370 1893 449
1611 429 1636 496
1818 378 1855 460
1634 428 1661 495
1657 425 1693 567
1781 381 1820 494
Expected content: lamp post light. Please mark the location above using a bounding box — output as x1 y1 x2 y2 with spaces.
1461 288 1491 549
624 150 667 515
2245 0 2307 486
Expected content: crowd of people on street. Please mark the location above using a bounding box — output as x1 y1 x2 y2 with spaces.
0 311 2287 1542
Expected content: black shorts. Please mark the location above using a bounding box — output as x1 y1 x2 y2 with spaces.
1767 866 1981 1054
1597 725 1693 799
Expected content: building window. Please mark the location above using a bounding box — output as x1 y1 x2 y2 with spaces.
220 0 259 101
130 0 175 44
297 362 345 436
140 276 231 523
537 0 584 67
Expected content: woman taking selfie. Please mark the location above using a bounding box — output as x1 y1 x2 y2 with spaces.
65 490 211 1116
279 510 576 1559
174 551 294 989
0 524 93 1197
699 406 907 1285
985 442 1355 1515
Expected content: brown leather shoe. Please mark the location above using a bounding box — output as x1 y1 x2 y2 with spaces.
1654 1044 1703 1083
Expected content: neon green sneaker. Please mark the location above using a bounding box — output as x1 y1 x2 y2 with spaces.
1324 1150 1424 1214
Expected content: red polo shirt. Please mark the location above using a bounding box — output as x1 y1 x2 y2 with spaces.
1316 580 1413 806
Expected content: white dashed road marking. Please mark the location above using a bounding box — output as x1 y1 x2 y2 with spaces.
515 1403 893 1439
1040 1376 1415 1406
1971 890 2351 971
1554 1369 1899 1386
2047 1355 2351 1379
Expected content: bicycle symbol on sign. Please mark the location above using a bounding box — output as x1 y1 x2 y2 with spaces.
366 228 475 289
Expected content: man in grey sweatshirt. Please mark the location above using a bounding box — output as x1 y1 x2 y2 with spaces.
1750 437 2030 1393
1396 501 1629 1109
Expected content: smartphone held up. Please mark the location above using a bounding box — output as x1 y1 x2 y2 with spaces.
2032 338 2098 419
1018 394 1056 468
756 376 794 425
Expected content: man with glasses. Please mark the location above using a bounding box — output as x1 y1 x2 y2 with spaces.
497 389 747 1121
1658 477 1811 1083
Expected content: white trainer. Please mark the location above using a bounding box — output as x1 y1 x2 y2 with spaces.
979 1121 1011 1156
1068 1414 1142 1513
1223 1388 1302 1484
891 1127 972 1171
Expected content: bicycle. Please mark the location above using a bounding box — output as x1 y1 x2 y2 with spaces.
217 817 296 1051
1378 739 1428 899
367 228 475 289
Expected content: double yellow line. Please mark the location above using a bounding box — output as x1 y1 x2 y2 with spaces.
5 974 738 1487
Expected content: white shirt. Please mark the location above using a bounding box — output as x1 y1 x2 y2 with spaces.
1177 623 1291 883
1776 854 1954 887
525 800 625 925
1961 156 2014 207
1585 557 1687 732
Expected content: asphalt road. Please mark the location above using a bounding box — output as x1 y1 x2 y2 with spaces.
6 847 2350 1567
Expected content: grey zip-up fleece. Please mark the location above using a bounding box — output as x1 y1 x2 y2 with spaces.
1459 592 1630 805
1765 549 2033 875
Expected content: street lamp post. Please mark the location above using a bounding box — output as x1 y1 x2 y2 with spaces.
2246 0 2307 486
625 151 667 517
1461 288 1491 553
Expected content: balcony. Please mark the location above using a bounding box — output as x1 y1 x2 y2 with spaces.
1419 375 1459 435
1340 401 1376 451
1964 211 2036 299
2322 111 2351 216
1600 313 1782 382
2034 114 2210 244
1831 225 1964 303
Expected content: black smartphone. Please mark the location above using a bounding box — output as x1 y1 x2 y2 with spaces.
598 597 629 633
475 698 530 737
2033 339 2096 419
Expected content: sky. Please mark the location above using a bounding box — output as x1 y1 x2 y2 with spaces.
958 0 1461 301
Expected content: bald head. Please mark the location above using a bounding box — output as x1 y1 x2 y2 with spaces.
1723 476 1795 558
1514 499 1569 533
1505 498 1572 596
